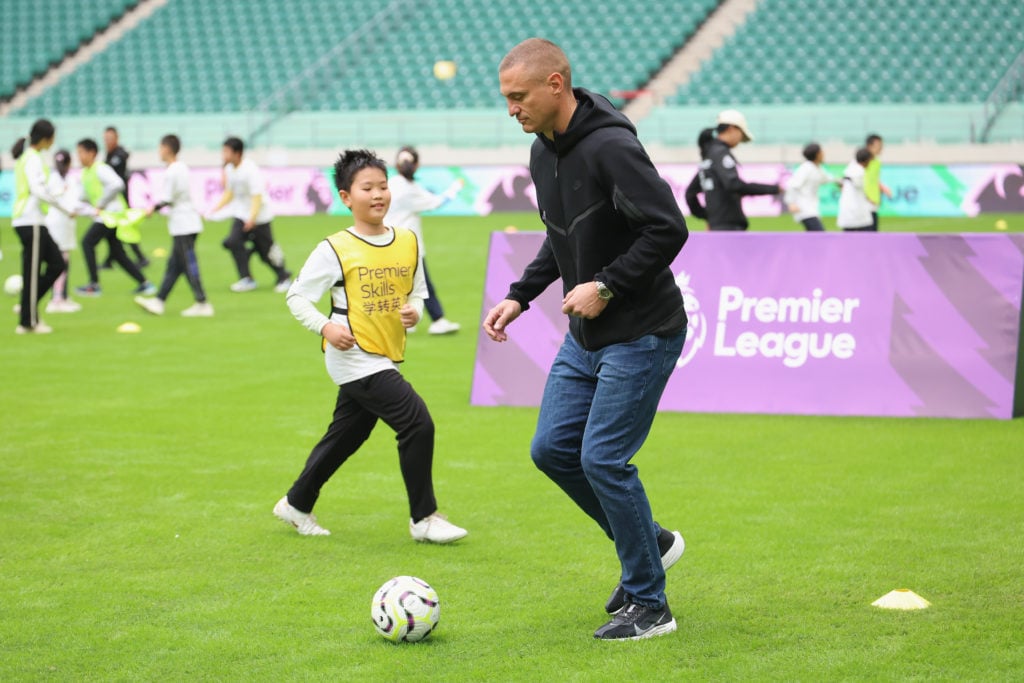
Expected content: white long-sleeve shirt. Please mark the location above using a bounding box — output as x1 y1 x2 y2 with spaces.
286 226 427 386
837 161 874 229
44 173 81 251
81 163 125 210
12 150 65 228
384 175 459 256
158 160 203 236
784 161 837 222
224 158 274 224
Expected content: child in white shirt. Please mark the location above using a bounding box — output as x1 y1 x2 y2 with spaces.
273 149 467 544
784 143 840 232
837 148 876 232
135 135 213 317
44 149 82 313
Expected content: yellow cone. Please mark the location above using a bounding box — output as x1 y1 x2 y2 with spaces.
871 589 931 610
117 322 142 334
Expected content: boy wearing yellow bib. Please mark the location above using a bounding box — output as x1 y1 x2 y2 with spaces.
274 150 467 544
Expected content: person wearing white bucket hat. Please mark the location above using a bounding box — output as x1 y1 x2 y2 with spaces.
684 109 783 231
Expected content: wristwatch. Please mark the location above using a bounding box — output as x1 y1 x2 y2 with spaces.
595 279 614 301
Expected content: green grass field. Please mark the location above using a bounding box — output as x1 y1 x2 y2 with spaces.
1 210 1022 681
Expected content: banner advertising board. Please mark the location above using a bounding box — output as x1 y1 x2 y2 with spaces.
2 163 1022 218
471 232 1024 419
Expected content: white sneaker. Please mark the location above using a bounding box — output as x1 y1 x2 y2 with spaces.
181 302 214 317
16 321 53 334
230 277 257 292
409 513 467 544
12 304 20 314
273 496 330 536
135 296 165 315
428 318 461 335
407 325 417 334
46 299 82 313
273 277 293 294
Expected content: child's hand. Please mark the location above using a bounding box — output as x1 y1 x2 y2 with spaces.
322 322 356 351
400 304 420 329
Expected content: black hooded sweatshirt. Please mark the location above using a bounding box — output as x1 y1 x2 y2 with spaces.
684 137 779 230
506 88 688 351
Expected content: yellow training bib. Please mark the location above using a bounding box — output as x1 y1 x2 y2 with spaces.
325 227 418 362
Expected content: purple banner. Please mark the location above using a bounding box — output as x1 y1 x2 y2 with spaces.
472 232 1024 419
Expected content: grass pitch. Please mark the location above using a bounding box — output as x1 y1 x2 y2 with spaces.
0 209 1021 681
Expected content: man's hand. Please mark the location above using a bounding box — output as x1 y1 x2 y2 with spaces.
400 304 420 329
561 282 608 320
788 203 800 213
483 299 523 342
243 219 256 231
322 322 356 351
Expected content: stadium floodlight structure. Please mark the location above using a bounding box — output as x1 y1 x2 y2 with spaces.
975 46 1024 143
248 0 416 144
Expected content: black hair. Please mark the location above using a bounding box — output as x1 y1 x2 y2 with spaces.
802 143 822 162
697 127 715 157
53 149 72 174
865 133 882 146
223 136 244 154
333 149 387 192
29 119 55 145
855 147 873 165
395 145 419 181
11 137 26 160
77 138 99 154
161 134 181 155
105 126 118 135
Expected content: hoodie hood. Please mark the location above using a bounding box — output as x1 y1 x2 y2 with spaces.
538 88 636 157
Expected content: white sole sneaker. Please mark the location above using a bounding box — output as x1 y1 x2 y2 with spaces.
409 513 467 544
273 496 331 536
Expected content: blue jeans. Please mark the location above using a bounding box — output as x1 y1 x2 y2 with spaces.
531 330 685 608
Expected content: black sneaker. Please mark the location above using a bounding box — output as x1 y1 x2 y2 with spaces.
605 528 685 614
594 601 677 641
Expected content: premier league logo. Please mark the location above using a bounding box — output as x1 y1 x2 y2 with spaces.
675 270 706 368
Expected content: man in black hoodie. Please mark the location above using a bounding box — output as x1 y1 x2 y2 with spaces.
684 110 783 231
485 38 687 641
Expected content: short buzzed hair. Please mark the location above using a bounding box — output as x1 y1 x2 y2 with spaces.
499 38 572 88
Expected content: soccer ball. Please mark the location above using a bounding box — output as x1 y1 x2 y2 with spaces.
371 576 440 643
4 274 23 297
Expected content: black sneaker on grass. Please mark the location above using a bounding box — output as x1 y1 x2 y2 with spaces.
594 601 677 641
606 528 685 614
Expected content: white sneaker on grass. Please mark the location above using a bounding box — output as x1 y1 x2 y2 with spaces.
46 299 81 313
427 318 460 335
273 277 293 293
135 296 165 315
230 277 257 292
15 320 53 335
181 302 214 317
273 496 330 536
409 513 467 544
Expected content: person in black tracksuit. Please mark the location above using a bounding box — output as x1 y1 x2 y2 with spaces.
684 115 783 231
486 38 687 641
102 126 148 268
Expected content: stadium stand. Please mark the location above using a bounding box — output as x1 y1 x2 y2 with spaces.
1 0 139 100
18 0 379 115
18 0 717 116
669 0 1024 106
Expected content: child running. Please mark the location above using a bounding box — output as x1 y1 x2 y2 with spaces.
837 148 876 232
10 119 71 334
135 134 213 317
44 149 82 313
273 149 467 544
784 143 841 232
75 138 156 297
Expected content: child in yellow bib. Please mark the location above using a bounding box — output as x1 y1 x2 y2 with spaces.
274 149 467 544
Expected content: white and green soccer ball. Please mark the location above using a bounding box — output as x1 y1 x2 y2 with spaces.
4 274 23 297
371 576 440 643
